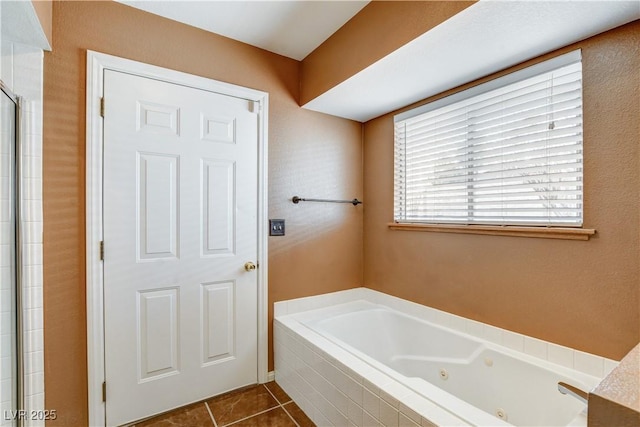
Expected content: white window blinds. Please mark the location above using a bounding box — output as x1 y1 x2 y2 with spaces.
394 51 583 227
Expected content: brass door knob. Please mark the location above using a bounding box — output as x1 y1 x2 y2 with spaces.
244 262 257 272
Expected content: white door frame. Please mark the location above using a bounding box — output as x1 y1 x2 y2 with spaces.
85 50 269 426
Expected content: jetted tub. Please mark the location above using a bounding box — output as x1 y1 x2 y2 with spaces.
275 292 608 427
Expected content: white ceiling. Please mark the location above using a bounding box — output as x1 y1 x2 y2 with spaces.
117 0 369 60
303 0 640 122
118 1 639 123
1 1 51 50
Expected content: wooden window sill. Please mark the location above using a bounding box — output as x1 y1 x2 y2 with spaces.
388 223 596 240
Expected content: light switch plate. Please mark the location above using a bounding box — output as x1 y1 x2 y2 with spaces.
269 219 285 236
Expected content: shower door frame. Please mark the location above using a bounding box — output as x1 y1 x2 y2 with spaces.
0 79 23 427
85 51 270 427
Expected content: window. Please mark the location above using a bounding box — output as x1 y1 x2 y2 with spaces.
394 51 583 227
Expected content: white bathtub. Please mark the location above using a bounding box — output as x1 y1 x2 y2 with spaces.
275 289 612 427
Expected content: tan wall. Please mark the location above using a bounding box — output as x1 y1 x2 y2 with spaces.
43 1 362 425
363 21 640 362
300 1 475 106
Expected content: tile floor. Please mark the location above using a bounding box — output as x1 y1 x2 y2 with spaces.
131 381 315 427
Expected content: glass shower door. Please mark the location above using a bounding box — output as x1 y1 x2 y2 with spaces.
0 83 19 427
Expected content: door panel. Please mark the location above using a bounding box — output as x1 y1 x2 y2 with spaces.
138 153 179 260
103 70 258 425
137 101 180 135
202 159 236 256
201 114 236 143
201 281 235 364
138 288 179 380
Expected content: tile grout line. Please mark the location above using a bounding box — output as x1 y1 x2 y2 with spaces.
135 383 301 427
262 383 300 427
265 383 294 406
204 401 218 427
280 403 301 427
221 405 281 427
262 383 286 406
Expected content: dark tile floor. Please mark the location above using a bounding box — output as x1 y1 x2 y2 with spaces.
132 381 315 427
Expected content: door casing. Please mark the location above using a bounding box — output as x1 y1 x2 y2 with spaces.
85 50 269 426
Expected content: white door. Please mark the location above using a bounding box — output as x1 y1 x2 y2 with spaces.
102 70 258 426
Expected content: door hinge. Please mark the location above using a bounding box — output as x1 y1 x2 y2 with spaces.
100 97 105 118
99 241 104 261
102 381 106 402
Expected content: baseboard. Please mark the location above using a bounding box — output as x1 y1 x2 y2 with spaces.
266 370 275 382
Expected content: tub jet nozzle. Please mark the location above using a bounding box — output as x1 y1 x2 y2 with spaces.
439 368 448 380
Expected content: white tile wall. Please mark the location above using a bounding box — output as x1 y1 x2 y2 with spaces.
0 37 44 427
274 288 620 426
275 288 619 378
275 318 472 427
0 124 14 426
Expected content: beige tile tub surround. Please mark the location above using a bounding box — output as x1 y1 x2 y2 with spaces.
588 343 640 426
